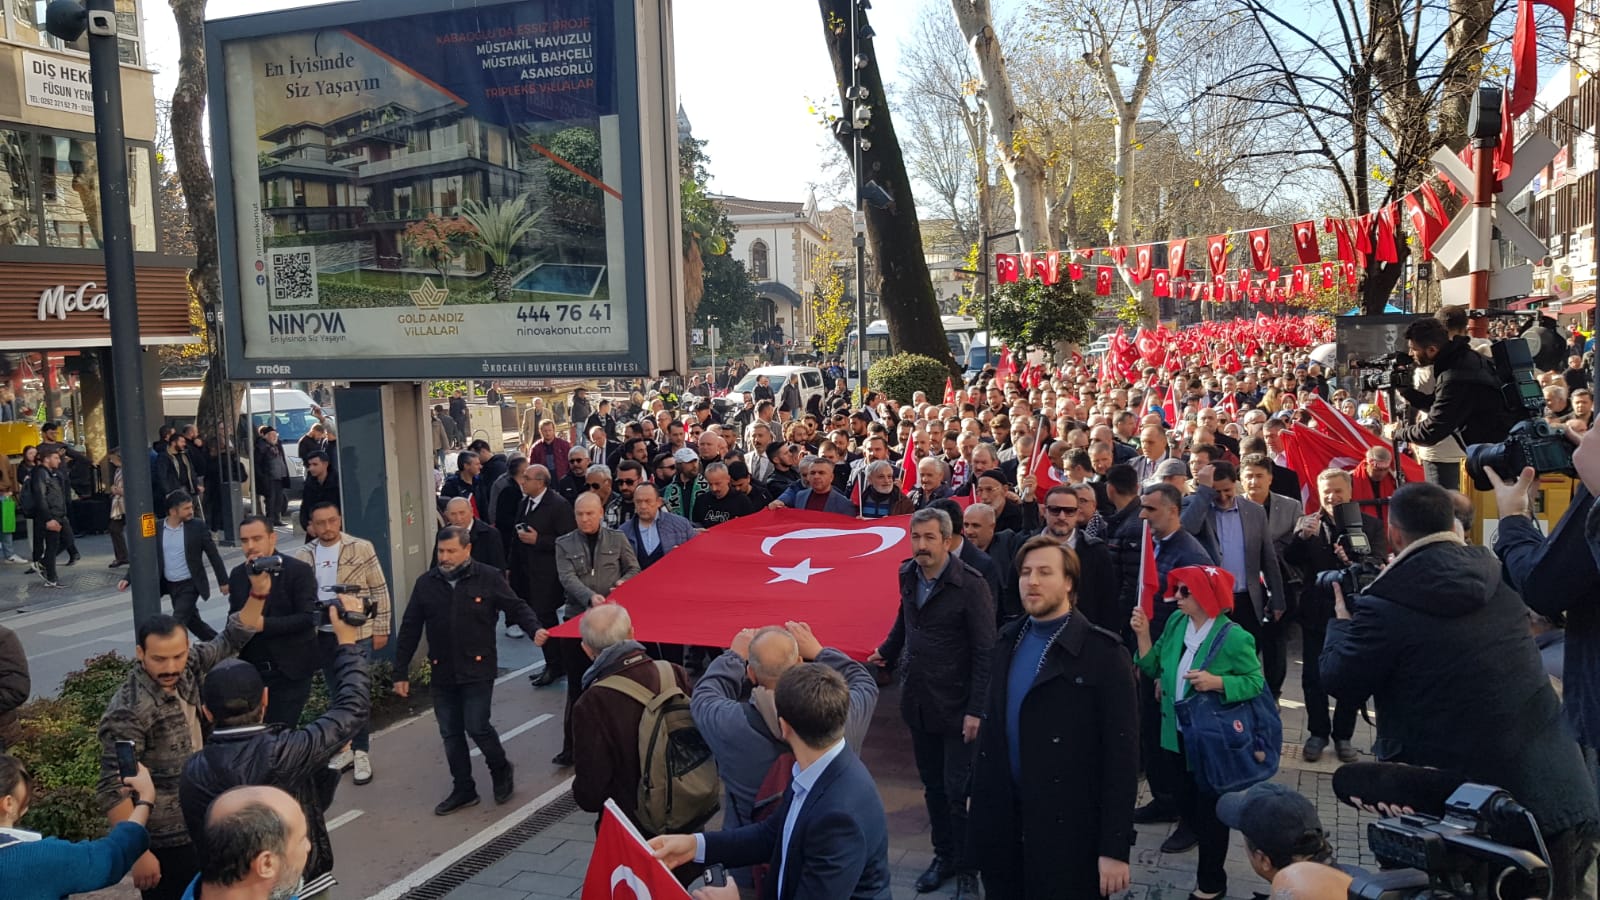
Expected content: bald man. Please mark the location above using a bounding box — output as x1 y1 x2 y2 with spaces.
547 492 640 767
434 497 506 571
690 623 880 835
191 786 309 900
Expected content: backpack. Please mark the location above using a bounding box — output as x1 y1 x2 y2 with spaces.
596 660 721 835
17 475 36 518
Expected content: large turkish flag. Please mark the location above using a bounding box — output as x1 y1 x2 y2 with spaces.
548 510 910 659
581 801 691 899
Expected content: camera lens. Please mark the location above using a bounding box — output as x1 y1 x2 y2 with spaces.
1465 441 1522 492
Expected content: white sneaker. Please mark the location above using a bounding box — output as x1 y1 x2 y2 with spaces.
506 625 526 638
353 751 373 785
328 749 354 772
4 554 25 563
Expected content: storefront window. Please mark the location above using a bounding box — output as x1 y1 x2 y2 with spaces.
0 131 38 247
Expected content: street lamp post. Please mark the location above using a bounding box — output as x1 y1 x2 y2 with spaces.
46 0 160 627
980 227 1020 347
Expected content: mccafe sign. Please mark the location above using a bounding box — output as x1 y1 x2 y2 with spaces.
36 282 110 321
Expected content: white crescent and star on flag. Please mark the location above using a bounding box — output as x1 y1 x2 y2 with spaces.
760 526 907 586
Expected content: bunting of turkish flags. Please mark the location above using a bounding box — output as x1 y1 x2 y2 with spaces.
1321 262 1337 288
1353 213 1374 255
1169 239 1188 276
1291 265 1307 292
1293 220 1320 263
1042 250 1060 285
1404 195 1443 262
1511 0 1538 117
1134 245 1153 282
1021 252 1038 280
1153 269 1171 297
1109 246 1128 266
1068 262 1084 280
1248 228 1272 272
1095 266 1114 295
1344 261 1359 286
996 253 1019 283
1237 267 1252 292
1420 184 1450 233
1207 234 1229 275
1496 93 1516 182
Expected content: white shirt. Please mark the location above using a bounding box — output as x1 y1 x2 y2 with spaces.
1174 616 1216 705
312 541 341 631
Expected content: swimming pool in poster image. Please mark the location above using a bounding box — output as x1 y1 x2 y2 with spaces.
512 263 607 298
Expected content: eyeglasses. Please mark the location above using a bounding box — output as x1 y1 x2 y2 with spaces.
586 483 603 490
1045 505 1078 516
617 478 638 486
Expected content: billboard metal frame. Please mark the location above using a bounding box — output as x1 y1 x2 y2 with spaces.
205 0 686 380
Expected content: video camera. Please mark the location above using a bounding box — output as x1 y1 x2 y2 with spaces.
1464 337 1576 491
247 554 284 575
1348 783 1550 899
318 583 378 627
1356 352 1414 393
1314 502 1383 597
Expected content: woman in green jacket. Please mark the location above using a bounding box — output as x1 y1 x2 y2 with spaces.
1131 564 1265 900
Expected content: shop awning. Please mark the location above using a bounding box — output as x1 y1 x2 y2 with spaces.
1558 300 1595 316
1507 295 1552 311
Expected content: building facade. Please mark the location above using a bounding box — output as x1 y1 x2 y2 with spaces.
716 193 825 346
1516 57 1599 326
0 0 194 461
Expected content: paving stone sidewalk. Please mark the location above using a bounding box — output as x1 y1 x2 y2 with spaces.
436 645 1381 900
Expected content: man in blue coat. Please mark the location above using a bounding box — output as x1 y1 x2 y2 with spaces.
649 663 891 899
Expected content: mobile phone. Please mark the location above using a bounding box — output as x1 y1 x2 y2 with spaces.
115 740 137 779
705 864 727 888
516 524 531 532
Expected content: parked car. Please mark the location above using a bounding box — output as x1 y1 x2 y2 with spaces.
728 365 827 414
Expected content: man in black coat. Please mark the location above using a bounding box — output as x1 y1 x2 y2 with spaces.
1283 469 1387 765
122 491 229 642
962 503 1025 625
868 508 996 897
970 535 1138 899
507 464 576 687
392 525 544 815
1033 485 1119 631
1394 316 1520 451
227 516 320 727
1322 482 1599 897
179 598 370 895
298 451 339 532
435 496 506 571
931 498 1002 606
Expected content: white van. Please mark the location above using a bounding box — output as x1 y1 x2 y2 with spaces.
729 365 827 414
161 384 325 488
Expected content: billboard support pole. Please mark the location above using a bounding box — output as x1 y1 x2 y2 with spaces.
47 0 160 625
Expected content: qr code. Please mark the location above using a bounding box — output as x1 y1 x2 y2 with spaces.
268 247 318 307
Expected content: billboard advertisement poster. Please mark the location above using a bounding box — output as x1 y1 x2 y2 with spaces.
207 0 683 379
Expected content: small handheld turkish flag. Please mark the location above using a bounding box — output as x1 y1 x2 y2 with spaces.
1248 228 1271 272
1168 238 1188 276
1095 266 1114 295
1207 234 1229 275
1138 521 1159 619
1293 220 1320 263
582 801 692 900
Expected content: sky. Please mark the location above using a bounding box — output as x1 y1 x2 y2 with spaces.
139 0 941 206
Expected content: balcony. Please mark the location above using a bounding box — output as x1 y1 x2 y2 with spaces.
359 143 474 179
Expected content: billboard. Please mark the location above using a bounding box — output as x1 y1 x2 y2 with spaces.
206 0 685 380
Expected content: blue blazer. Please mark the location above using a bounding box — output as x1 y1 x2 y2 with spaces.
702 746 891 900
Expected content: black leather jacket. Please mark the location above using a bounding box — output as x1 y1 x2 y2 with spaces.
177 643 370 883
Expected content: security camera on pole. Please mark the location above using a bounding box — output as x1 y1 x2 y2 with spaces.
1428 86 1555 339
44 0 161 627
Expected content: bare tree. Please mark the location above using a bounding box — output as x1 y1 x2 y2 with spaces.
816 0 955 370
897 7 987 249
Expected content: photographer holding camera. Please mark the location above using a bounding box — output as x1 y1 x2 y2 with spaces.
227 516 320 728
1392 316 1519 490
178 595 370 897
1320 481 1599 897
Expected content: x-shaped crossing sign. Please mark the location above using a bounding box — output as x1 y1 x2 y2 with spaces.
1429 135 1557 271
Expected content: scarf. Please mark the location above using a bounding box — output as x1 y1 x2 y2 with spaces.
580 639 649 689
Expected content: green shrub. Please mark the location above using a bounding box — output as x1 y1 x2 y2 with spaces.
56 653 135 722
868 353 951 404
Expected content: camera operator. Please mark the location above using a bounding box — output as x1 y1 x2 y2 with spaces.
1214 782 1354 900
1320 481 1599 897
1283 470 1386 764
227 517 320 727
1489 427 1600 804
1392 316 1517 490
178 596 370 896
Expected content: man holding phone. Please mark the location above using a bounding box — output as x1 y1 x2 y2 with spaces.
95 589 266 900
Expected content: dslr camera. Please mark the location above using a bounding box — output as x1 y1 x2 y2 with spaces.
1465 337 1575 491
247 554 284 576
1314 502 1382 597
317 583 378 627
1349 783 1549 899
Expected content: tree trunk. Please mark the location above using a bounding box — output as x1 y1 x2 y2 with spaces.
949 0 1051 251
817 0 955 373
169 0 237 447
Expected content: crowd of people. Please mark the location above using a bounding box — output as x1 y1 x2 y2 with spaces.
9 304 1600 899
